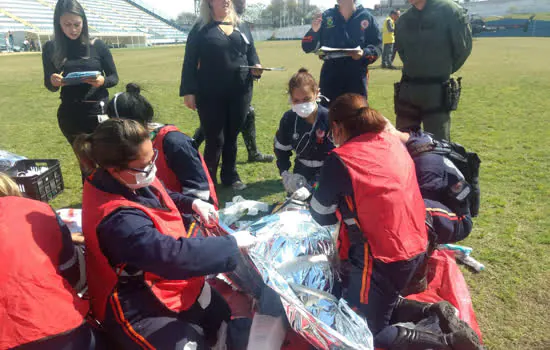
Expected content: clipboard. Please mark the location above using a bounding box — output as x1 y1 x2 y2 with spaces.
239 66 286 71
62 71 101 85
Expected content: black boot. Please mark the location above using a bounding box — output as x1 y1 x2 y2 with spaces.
391 298 464 334
390 326 483 350
390 326 451 350
242 106 274 163
193 127 205 148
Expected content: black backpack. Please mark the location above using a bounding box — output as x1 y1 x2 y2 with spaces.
409 137 481 217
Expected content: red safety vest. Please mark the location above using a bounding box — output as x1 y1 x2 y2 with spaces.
0 197 88 349
82 177 205 321
333 132 427 263
152 125 219 209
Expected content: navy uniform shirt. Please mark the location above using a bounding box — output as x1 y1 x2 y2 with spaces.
425 199 472 244
406 131 471 215
302 5 382 67
90 169 240 280
274 105 334 183
151 124 212 203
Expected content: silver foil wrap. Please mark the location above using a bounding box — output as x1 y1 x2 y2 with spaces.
246 210 373 350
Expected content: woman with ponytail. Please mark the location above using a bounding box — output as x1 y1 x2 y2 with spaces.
75 118 255 349
309 94 482 350
107 83 218 218
274 68 334 194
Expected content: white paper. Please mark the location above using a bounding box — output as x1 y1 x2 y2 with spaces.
319 46 361 53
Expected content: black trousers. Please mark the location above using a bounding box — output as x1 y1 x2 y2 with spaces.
57 100 106 144
194 105 259 159
196 91 252 186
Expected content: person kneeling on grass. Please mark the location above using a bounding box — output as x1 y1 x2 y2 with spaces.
274 68 334 195
309 93 482 350
75 118 255 349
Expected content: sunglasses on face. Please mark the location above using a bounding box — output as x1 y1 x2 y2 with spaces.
126 149 158 176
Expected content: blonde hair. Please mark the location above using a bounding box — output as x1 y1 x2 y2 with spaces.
199 0 240 28
0 173 22 197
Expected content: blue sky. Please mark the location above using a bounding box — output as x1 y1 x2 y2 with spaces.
145 0 381 19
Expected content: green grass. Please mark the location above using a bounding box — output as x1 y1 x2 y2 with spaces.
1 38 549 349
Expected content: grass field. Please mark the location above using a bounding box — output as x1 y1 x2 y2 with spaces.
1 38 549 349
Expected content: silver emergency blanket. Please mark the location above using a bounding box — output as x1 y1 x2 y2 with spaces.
222 209 373 350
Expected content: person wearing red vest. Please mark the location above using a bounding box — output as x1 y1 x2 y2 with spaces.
0 174 102 350
309 94 482 350
74 119 256 349
107 83 218 209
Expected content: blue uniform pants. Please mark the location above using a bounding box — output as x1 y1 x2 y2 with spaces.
342 248 426 348
319 59 368 106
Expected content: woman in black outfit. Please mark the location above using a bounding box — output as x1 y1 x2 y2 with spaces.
42 0 118 148
180 0 262 191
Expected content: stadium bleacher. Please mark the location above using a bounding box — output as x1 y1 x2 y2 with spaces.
0 0 186 48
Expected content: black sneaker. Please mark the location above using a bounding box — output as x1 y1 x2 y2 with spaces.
248 153 274 163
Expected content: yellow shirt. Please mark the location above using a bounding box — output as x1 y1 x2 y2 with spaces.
382 16 395 44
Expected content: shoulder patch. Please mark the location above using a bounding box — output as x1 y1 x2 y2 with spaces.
361 19 369 30
326 16 335 28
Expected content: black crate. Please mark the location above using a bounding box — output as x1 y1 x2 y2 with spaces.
11 159 64 202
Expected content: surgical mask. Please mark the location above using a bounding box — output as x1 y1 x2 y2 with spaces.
292 101 317 118
124 163 157 189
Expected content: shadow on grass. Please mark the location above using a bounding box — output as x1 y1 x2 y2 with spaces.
215 179 282 205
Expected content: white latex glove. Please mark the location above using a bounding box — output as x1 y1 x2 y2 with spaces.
292 187 311 201
192 199 218 226
288 173 307 194
281 171 293 193
231 230 257 249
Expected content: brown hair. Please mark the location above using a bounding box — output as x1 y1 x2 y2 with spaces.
329 93 387 139
288 68 318 96
0 173 22 197
73 118 150 171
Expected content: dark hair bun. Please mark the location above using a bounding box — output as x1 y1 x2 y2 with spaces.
126 83 141 95
297 67 309 74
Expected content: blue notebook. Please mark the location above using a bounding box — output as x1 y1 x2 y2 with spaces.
62 71 101 85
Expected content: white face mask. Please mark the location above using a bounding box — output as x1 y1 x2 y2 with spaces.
292 101 317 118
124 164 157 189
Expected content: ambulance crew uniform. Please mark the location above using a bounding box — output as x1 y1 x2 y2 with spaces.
180 21 260 186
274 105 334 184
302 5 382 103
394 0 472 141
82 169 241 349
0 196 99 350
42 39 118 144
151 124 218 208
406 131 474 244
310 131 428 348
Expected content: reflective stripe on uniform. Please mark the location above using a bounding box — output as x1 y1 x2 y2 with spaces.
298 158 324 168
310 196 337 215
58 248 78 271
183 188 210 202
274 138 293 151
344 217 358 226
